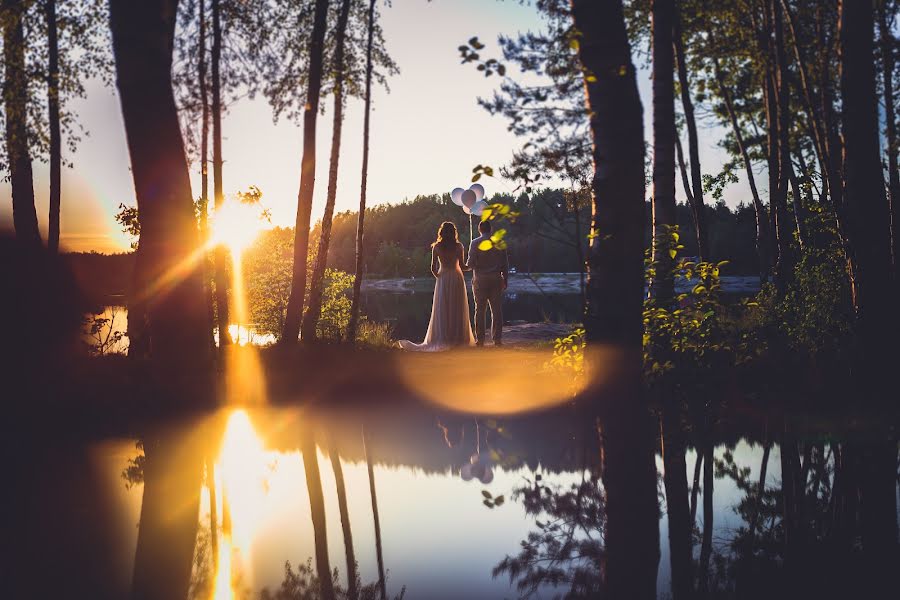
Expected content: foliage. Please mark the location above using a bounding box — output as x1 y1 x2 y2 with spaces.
642 226 749 388
242 227 355 341
746 204 853 365
546 327 585 395
260 559 405 600
83 307 126 355
493 472 606 599
355 319 394 348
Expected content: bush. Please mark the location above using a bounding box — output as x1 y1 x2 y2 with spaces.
355 320 395 348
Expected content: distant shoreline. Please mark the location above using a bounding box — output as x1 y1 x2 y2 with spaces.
362 272 761 295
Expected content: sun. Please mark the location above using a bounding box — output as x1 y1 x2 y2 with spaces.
209 199 266 255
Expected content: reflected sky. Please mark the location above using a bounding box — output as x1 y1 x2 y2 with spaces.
89 407 789 599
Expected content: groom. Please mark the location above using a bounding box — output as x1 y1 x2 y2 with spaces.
467 220 509 347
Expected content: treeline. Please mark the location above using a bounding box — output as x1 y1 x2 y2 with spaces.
317 190 760 277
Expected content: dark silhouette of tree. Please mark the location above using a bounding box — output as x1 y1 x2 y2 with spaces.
347 0 377 343
660 406 693 600
650 0 677 304
878 0 900 273
302 433 336 600
282 0 330 343
363 425 386 600
493 472 606 598
838 0 897 397
109 0 212 389
302 0 353 342
45 0 60 253
330 440 359 600
673 0 709 260
211 0 232 346
132 431 203 599
571 1 660 597
2 0 41 248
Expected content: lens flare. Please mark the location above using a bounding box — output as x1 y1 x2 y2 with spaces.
209 200 265 256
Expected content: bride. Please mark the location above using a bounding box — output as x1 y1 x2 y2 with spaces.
398 222 476 351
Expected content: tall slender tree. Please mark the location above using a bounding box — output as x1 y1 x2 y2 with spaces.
46 0 60 254
363 426 386 600
211 0 232 346
302 434 336 600
329 440 359 600
282 0 330 343
2 0 41 248
302 0 353 342
661 408 693 600
650 0 677 304
347 0 377 343
878 0 900 270
673 0 708 260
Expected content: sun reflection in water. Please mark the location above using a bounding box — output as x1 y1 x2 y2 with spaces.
211 409 270 600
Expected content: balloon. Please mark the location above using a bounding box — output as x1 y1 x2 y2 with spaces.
461 189 477 209
471 200 488 216
469 183 485 202
450 187 465 206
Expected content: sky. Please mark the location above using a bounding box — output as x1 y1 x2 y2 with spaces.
0 0 741 254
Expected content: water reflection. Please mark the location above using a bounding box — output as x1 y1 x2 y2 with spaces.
6 398 897 599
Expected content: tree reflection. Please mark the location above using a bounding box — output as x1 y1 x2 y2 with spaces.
493 471 606 599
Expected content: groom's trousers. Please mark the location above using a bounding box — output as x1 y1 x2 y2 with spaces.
473 272 504 345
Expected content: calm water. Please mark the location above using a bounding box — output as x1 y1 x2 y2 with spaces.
9 396 897 599
83 290 584 352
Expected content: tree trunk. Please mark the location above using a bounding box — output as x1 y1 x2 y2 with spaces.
571 2 659 598
109 0 212 396
329 440 359 600
673 1 708 260
131 431 203 600
661 406 693 600
198 0 216 352
2 0 41 248
690 450 702 526
346 0 377 343
211 0 231 346
206 456 219 566
713 57 769 283
838 0 897 397
772 0 794 290
788 162 807 249
282 0 330 343
650 0 677 304
879 3 900 272
857 440 899 593
302 0 353 342
697 431 714 595
47 0 61 254
363 426 387 600
302 434 336 600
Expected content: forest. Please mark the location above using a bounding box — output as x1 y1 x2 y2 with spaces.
1 0 898 599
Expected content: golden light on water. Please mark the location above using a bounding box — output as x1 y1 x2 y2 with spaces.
211 410 271 600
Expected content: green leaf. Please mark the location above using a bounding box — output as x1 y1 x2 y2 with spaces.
472 173 482 182
481 490 492 499
478 240 493 251
494 495 505 506
668 249 677 259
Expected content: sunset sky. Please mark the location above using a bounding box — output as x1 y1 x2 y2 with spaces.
0 0 738 254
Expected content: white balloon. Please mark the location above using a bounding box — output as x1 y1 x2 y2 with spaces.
450 187 465 206
462 204 472 215
469 183 485 202
461 189 477 209
471 200 488 216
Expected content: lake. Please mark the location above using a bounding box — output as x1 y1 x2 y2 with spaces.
9 394 895 599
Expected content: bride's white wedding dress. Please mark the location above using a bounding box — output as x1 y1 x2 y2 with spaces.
398 242 475 351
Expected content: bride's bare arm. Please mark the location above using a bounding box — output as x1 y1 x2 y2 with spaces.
458 243 471 271
431 246 440 278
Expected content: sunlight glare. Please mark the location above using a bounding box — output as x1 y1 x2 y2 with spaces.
209 199 265 256
211 409 271 598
